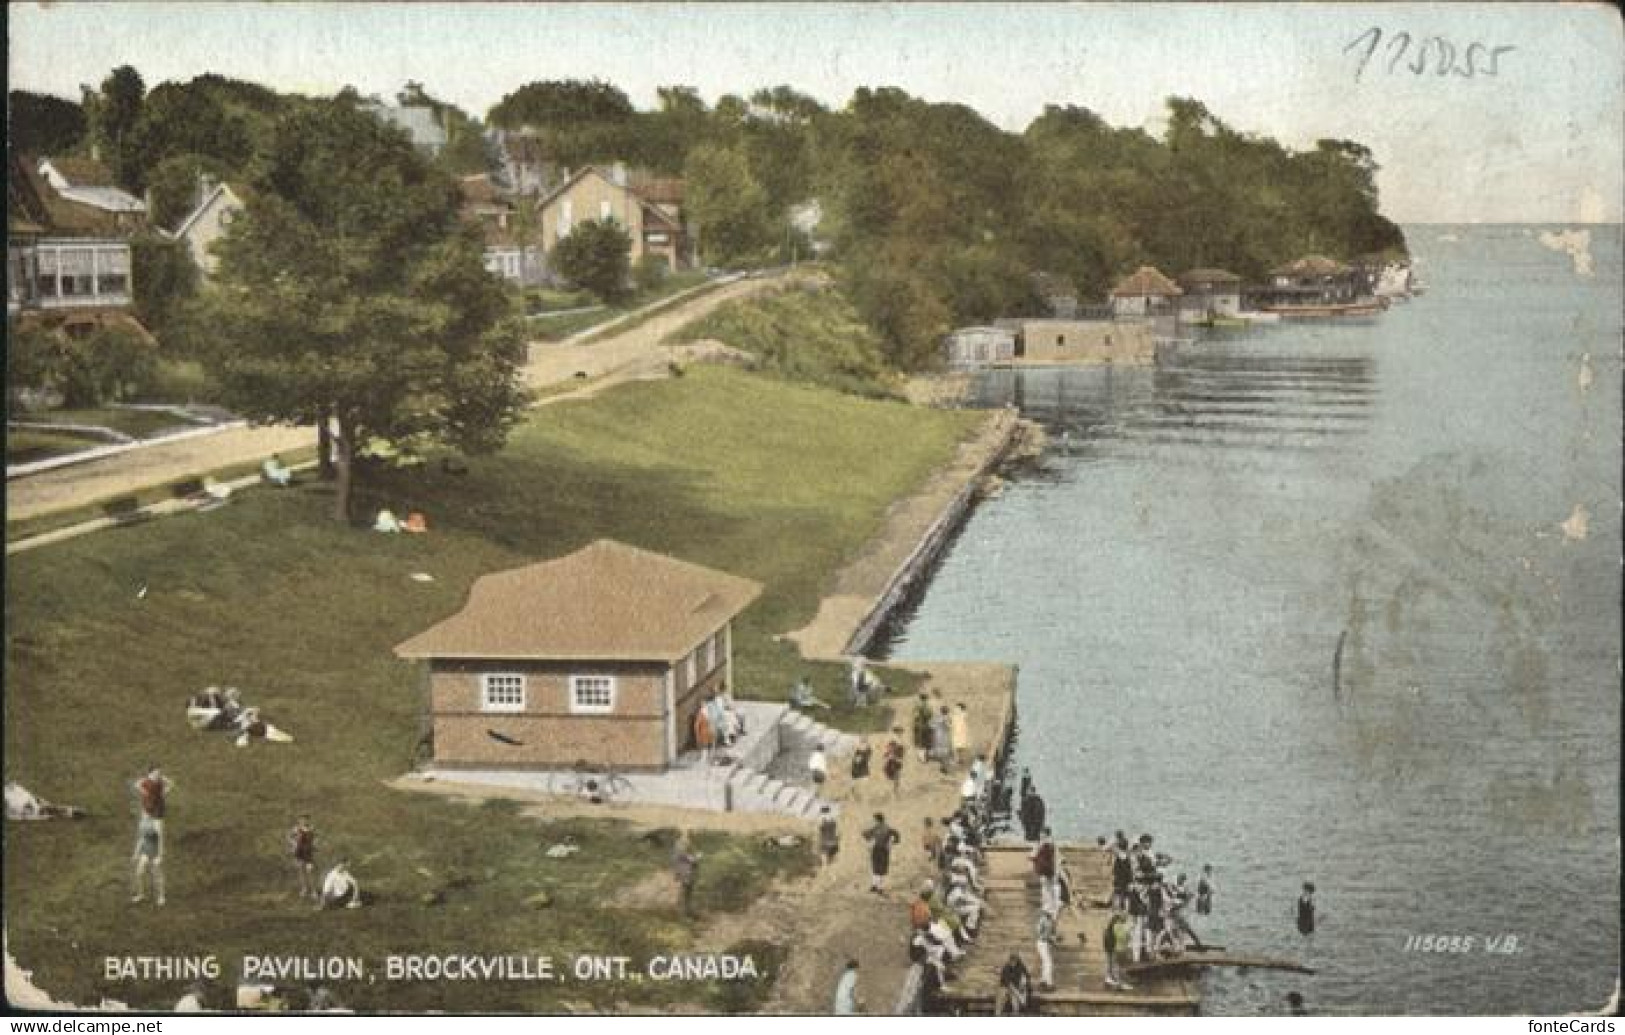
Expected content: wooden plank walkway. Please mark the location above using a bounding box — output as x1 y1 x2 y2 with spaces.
934 843 1201 1016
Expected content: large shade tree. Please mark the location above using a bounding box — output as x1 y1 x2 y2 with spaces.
199 97 529 522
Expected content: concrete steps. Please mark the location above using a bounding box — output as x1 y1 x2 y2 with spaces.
723 764 838 821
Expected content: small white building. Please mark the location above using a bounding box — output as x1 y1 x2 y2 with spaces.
172 180 245 276
1109 265 1183 318
1176 268 1243 318
944 326 1017 368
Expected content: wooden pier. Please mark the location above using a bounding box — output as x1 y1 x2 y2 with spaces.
933 843 1202 1016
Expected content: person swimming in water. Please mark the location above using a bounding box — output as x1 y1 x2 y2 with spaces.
1296 881 1316 936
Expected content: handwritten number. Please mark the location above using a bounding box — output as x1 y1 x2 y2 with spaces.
1350 28 1511 80
1385 31 1412 74
1434 38 1456 76
1459 42 1483 78
1344 27 1382 81
1409 36 1432 75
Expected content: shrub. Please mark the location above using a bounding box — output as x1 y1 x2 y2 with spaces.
551 218 632 304
633 253 668 295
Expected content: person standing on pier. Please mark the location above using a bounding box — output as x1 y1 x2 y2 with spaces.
995 952 1033 1015
1019 787 1046 843
130 765 171 906
817 806 840 870
911 696 933 761
1035 905 1059 991
1196 864 1215 915
850 741 872 782
884 734 906 796
1032 828 1058 913
929 707 953 771
1296 881 1317 937
1127 879 1150 962
863 813 900 894
1102 911 1134 990
833 958 864 1014
693 707 715 766
1112 839 1134 911
922 817 943 868
950 704 970 766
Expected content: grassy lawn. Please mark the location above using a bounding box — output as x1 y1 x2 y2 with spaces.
666 279 900 400
47 407 198 439
5 428 103 466
4 367 979 1010
528 271 713 343
7 409 201 467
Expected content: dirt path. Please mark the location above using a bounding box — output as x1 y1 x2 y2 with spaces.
699 662 1017 1013
785 409 1027 659
6 424 315 523
523 270 814 391
7 273 806 526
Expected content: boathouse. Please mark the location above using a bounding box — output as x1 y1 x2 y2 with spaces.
944 325 1017 368
1109 266 1182 318
1011 318 1155 365
1265 255 1359 304
394 540 762 772
1176 268 1243 318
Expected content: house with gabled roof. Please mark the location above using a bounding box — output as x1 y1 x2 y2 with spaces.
1266 255 1360 303
1176 268 1243 318
535 165 692 276
1109 265 1183 318
7 155 148 339
394 540 762 772
172 177 246 277
457 173 544 286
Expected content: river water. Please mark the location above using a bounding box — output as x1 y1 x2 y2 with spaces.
880 225 1621 1015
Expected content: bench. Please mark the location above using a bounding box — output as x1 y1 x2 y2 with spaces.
101 496 148 526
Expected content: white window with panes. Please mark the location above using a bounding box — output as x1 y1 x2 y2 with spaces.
570 675 616 714
481 673 526 712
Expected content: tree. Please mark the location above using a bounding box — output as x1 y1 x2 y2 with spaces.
552 218 632 304
683 143 771 264
8 91 88 157
82 65 145 189
130 230 199 334
200 98 529 523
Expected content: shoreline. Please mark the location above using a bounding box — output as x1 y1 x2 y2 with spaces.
785 407 1038 661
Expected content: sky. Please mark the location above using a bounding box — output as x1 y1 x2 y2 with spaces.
9 1 1623 223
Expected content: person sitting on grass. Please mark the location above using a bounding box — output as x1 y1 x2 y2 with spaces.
403 511 428 534
260 455 294 487
319 861 362 909
789 676 830 710
373 508 403 534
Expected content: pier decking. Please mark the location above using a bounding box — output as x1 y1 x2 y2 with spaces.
934 843 1201 1016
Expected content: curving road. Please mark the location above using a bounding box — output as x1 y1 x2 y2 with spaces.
7 272 801 524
